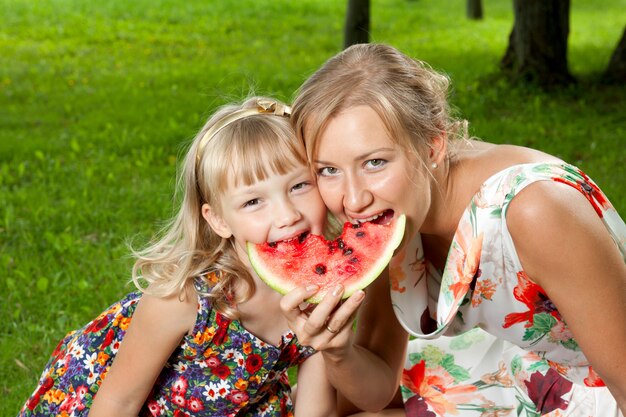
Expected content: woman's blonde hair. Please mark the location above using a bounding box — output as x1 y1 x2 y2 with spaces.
131 97 307 319
291 43 467 169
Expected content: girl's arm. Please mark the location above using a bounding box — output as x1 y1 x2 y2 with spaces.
293 352 337 417
89 291 197 417
282 268 409 413
508 181 626 414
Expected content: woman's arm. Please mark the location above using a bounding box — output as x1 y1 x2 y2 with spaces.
89 291 197 417
508 181 626 414
332 269 409 414
293 352 338 417
282 268 409 413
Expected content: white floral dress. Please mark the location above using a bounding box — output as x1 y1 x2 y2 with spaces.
390 163 625 417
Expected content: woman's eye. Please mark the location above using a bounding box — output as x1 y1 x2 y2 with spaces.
317 167 338 177
365 159 386 169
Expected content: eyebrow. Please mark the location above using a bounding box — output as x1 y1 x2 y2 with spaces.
314 147 395 165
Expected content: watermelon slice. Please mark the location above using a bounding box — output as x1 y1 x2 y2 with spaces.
247 214 406 303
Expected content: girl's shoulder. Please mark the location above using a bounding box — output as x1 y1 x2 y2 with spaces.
137 289 199 336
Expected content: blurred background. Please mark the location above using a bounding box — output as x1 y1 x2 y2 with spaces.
1 0 624 413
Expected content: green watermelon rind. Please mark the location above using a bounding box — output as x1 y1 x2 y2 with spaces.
247 214 406 303
340 214 406 300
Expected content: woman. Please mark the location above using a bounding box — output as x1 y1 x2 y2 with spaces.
280 43 626 416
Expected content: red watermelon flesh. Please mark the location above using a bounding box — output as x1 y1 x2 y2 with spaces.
247 214 406 303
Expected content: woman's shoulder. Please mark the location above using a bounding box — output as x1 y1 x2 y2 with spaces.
459 141 563 171
451 141 562 207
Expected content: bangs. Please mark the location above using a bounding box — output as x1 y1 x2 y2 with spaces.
199 115 308 198
229 134 307 187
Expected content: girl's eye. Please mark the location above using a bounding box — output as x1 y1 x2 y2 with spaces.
291 181 310 192
242 198 260 208
365 159 386 169
317 166 338 177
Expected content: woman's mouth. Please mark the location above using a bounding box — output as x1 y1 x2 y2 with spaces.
351 209 395 225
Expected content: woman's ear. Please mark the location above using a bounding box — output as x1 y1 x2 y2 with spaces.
429 132 448 166
202 203 232 239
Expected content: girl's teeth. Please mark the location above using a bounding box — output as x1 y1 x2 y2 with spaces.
280 232 309 243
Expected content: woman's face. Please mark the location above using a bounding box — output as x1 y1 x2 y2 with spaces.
311 105 430 245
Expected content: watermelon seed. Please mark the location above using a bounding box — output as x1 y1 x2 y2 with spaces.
342 248 353 256
336 238 345 249
315 264 327 275
268 242 277 248
356 231 365 238
351 223 361 229
349 257 359 263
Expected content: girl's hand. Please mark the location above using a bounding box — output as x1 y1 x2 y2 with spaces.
280 285 365 353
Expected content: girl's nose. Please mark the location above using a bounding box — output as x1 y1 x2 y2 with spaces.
343 174 373 213
275 200 302 228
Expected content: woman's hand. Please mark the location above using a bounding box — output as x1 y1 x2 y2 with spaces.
280 284 365 353
281 271 409 413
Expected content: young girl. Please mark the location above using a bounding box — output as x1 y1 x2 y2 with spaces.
18 97 335 417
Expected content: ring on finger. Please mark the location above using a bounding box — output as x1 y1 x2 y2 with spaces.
325 324 338 334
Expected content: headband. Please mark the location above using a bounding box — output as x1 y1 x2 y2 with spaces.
195 99 292 163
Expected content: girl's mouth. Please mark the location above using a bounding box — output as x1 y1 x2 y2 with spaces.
270 231 310 246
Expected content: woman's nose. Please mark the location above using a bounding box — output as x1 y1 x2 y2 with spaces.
343 174 373 213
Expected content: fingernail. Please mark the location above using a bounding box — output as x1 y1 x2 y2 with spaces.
353 290 365 302
306 285 318 292
332 284 343 297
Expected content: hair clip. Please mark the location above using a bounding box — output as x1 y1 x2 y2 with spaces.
257 98 292 117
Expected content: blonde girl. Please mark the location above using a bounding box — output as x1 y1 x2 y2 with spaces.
19 97 335 417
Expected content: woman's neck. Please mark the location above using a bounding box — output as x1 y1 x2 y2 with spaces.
421 139 491 240
421 139 563 240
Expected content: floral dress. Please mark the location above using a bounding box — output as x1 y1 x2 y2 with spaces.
18 273 314 417
389 163 626 417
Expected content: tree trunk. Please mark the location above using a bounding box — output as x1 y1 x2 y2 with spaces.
501 24 516 70
467 0 483 20
603 26 626 83
501 0 574 87
344 0 370 49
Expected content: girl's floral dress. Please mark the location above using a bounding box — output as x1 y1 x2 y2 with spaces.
18 273 314 417
390 163 625 417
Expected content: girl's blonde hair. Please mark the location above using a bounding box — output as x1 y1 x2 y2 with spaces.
291 43 468 170
132 97 308 319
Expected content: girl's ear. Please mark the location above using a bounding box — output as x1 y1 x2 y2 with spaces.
202 203 232 239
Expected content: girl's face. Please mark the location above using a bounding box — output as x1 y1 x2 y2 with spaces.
312 105 429 246
205 163 327 268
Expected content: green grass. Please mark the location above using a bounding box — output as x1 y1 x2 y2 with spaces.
1 0 625 413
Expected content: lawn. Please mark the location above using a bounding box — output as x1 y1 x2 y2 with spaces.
1 0 625 413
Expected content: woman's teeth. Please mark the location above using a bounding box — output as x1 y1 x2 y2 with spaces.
352 213 382 224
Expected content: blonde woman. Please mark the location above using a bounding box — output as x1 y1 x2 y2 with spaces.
282 44 626 417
